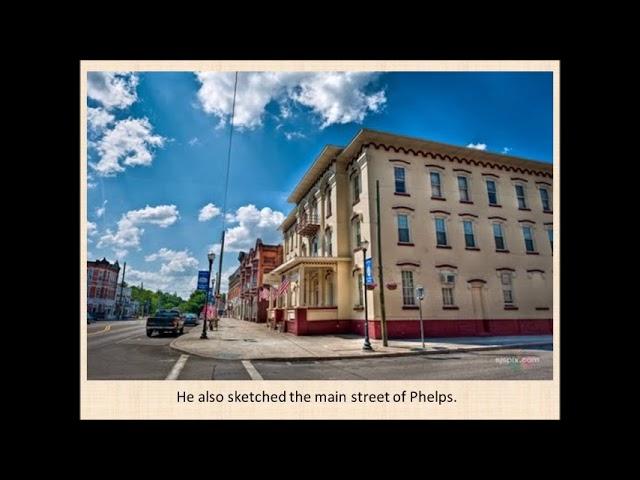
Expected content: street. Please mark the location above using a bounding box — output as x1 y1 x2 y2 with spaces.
87 320 552 380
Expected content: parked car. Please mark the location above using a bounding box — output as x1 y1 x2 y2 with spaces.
183 313 199 326
146 309 185 337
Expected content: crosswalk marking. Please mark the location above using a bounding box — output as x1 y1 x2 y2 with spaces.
241 360 263 380
165 354 190 380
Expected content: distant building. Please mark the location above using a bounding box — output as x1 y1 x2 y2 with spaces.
87 258 120 319
116 283 135 318
227 263 242 319
237 239 283 323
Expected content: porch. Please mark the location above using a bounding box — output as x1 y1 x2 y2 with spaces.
264 256 351 335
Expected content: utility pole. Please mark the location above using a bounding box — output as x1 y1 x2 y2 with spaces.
214 230 225 329
376 180 388 346
118 261 126 320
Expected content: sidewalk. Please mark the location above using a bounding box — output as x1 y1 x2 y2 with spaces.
170 317 553 361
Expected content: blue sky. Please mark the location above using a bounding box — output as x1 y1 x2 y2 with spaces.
86 71 553 298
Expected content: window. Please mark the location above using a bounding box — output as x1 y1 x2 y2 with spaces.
325 229 332 256
352 218 361 248
501 272 515 306
442 287 455 306
540 188 551 211
430 171 443 198
522 226 536 252
356 273 364 306
435 218 448 246
311 236 318 256
352 172 360 203
458 176 470 202
463 220 476 248
493 223 506 250
486 179 498 205
394 166 406 193
547 228 553 250
401 271 415 306
325 187 332 217
397 214 411 243
515 184 528 209
311 200 318 221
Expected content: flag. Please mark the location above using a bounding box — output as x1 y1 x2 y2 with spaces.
276 277 290 297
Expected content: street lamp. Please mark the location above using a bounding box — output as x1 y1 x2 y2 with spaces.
201 252 215 339
361 239 373 351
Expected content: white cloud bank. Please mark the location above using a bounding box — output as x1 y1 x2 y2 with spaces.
97 205 180 257
87 72 139 110
195 72 386 130
87 72 166 177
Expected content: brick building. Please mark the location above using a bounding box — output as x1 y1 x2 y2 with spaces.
236 239 283 323
87 258 121 319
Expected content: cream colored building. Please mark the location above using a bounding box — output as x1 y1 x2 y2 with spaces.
265 129 553 338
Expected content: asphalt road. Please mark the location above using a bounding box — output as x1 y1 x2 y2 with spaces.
87 320 553 380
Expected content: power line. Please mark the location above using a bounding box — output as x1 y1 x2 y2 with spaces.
214 72 239 303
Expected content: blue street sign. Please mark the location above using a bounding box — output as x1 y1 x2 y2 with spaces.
364 257 374 285
197 271 210 291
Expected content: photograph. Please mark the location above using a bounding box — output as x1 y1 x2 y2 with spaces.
84 65 556 385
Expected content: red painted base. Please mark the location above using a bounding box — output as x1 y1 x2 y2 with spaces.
279 308 552 338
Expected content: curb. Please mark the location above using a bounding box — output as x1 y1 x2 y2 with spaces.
169 337 552 362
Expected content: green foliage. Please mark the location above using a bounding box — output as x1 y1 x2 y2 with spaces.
130 286 206 315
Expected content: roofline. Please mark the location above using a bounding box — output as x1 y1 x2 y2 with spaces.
342 128 552 169
286 144 343 204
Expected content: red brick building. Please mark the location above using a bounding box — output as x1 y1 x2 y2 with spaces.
87 258 121 319
237 239 283 323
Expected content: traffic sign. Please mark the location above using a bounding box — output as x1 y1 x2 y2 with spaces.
416 286 425 300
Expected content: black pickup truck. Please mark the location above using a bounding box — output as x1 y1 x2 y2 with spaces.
146 309 185 337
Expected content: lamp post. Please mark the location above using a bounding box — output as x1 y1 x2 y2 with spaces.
201 252 215 339
361 239 373 351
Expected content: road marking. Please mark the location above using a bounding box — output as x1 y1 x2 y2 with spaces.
165 354 190 380
87 325 111 336
241 360 263 380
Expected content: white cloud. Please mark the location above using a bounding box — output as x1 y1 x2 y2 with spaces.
284 131 306 141
188 137 200 146
145 248 199 276
87 221 97 236
195 72 386 130
208 243 222 255
98 205 179 255
502 147 511 154
87 107 115 132
90 117 166 176
126 268 198 300
198 203 221 222
467 143 487 151
87 72 139 110
222 204 284 252
95 200 107 218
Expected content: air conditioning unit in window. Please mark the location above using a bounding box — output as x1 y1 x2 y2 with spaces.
440 273 455 285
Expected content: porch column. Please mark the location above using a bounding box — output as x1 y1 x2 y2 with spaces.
318 268 325 307
320 191 326 256
297 266 305 307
